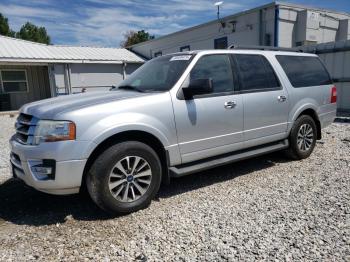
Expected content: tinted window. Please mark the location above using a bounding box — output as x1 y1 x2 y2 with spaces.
234 54 280 92
276 55 332 87
190 55 234 93
118 55 193 92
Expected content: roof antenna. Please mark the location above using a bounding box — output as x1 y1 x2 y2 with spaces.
215 1 226 29
215 1 223 20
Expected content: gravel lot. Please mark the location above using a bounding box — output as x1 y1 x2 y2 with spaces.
0 115 16 184
0 115 349 261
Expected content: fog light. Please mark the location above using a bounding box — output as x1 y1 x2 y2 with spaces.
31 166 52 175
29 160 56 180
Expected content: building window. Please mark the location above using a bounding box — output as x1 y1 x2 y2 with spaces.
154 51 162 57
180 45 190 52
214 37 228 49
0 70 28 93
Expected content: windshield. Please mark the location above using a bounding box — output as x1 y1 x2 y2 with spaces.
117 54 194 92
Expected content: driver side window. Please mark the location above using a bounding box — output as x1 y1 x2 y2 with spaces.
190 54 234 94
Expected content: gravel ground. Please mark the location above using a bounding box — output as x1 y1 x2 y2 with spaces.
0 115 349 261
0 115 16 184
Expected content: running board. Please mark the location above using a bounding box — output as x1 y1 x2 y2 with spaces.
169 139 289 177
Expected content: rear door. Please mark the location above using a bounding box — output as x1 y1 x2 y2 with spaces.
232 54 289 147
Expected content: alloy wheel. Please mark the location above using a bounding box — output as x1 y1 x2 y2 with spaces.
108 156 152 203
297 123 314 152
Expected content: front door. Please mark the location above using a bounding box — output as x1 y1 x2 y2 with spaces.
171 54 244 164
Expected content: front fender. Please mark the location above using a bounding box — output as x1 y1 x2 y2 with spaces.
80 112 181 165
93 115 172 146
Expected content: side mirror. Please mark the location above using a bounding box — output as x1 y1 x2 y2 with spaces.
182 78 213 99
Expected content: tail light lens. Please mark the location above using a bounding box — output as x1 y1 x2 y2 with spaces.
330 86 337 103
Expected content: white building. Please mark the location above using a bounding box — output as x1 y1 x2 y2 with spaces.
0 36 144 111
130 1 350 59
299 40 350 112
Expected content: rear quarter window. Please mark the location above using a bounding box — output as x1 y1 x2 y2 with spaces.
276 55 332 88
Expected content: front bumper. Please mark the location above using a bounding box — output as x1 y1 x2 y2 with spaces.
10 137 89 195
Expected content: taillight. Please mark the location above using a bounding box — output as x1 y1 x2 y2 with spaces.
330 86 337 103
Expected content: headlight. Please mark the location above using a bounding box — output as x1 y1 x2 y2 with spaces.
33 120 76 144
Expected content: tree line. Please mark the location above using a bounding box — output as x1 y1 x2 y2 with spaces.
1 12 153 47
120 30 154 47
0 13 50 44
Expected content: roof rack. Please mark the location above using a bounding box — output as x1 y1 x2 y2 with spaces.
228 44 303 52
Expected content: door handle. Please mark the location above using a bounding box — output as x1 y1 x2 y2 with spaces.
224 101 236 109
277 95 287 102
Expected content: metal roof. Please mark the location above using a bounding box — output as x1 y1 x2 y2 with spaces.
0 35 144 64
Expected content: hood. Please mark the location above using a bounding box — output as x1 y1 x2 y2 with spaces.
21 90 149 119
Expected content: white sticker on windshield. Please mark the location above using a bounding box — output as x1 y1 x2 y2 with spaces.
170 55 192 61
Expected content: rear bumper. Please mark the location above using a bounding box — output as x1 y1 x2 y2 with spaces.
10 137 88 195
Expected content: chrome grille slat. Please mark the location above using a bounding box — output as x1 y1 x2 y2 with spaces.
15 113 37 145
15 134 27 144
18 120 36 126
16 127 30 136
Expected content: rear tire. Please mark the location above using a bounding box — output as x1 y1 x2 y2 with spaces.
286 115 317 160
86 141 162 215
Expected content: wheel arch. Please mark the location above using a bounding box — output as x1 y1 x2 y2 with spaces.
81 130 170 192
294 108 321 140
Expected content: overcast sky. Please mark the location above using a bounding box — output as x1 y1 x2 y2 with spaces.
0 0 349 47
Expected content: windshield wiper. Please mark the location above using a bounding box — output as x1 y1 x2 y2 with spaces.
118 85 143 92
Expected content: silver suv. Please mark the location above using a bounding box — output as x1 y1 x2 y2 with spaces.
10 50 337 214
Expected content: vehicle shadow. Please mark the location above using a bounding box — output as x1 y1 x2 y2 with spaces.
334 117 350 124
158 152 288 199
0 152 289 226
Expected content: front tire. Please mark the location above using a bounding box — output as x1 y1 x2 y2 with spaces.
86 141 162 215
286 115 317 160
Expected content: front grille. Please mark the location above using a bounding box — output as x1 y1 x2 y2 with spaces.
15 113 38 145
